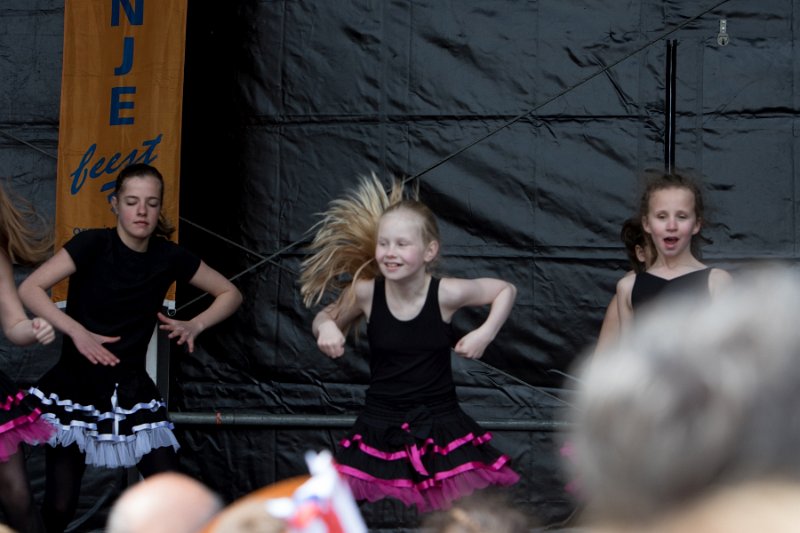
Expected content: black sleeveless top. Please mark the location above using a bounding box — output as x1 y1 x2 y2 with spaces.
632 268 711 311
366 277 455 404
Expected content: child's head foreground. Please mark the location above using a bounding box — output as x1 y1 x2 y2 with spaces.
422 493 531 533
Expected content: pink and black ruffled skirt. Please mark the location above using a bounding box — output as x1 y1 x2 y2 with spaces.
335 396 519 512
0 370 55 462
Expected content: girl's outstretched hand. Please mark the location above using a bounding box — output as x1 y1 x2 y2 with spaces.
72 328 121 366
453 327 493 359
316 320 346 358
31 317 55 345
158 312 203 353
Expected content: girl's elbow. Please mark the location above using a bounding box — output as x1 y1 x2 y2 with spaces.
231 287 243 306
505 282 518 301
215 281 242 307
17 280 35 304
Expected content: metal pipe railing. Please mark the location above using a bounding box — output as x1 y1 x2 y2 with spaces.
169 411 569 431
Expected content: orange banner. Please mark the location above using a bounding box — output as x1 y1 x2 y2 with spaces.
55 0 187 308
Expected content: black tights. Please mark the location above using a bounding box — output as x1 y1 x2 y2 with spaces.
42 445 178 533
0 447 44 533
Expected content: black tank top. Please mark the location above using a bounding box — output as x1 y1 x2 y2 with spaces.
632 268 712 311
366 277 455 404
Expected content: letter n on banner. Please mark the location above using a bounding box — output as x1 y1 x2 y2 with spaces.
54 0 187 309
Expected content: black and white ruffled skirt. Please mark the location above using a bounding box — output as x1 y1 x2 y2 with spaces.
28 362 179 468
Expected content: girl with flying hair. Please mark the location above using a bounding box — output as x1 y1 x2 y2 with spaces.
299 174 519 513
0 182 56 533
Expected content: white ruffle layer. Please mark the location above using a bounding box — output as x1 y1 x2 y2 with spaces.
29 387 180 468
44 415 180 468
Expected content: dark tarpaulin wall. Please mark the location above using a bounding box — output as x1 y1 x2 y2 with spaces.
1 0 799 530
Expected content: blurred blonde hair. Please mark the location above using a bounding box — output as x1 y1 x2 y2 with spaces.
299 172 406 310
0 182 52 265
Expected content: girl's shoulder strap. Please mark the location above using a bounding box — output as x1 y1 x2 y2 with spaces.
424 276 441 306
371 276 384 295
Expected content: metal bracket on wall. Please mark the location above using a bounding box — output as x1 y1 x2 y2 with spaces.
717 18 729 46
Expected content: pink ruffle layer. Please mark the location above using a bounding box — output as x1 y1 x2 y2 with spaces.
0 407 55 462
339 457 519 513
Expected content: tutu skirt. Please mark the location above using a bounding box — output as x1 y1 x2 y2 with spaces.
0 370 55 462
336 396 519 512
28 362 179 468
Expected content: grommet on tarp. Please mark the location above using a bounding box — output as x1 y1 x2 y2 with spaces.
717 18 729 46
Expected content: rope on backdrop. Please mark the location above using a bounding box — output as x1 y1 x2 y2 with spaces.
473 359 576 408
175 217 302 310
1 0 733 402
0 129 57 159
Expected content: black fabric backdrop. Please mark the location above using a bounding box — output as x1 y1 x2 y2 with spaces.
0 0 798 531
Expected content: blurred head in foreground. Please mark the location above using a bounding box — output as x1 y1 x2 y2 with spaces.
106 472 223 533
568 266 800 529
422 492 530 533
